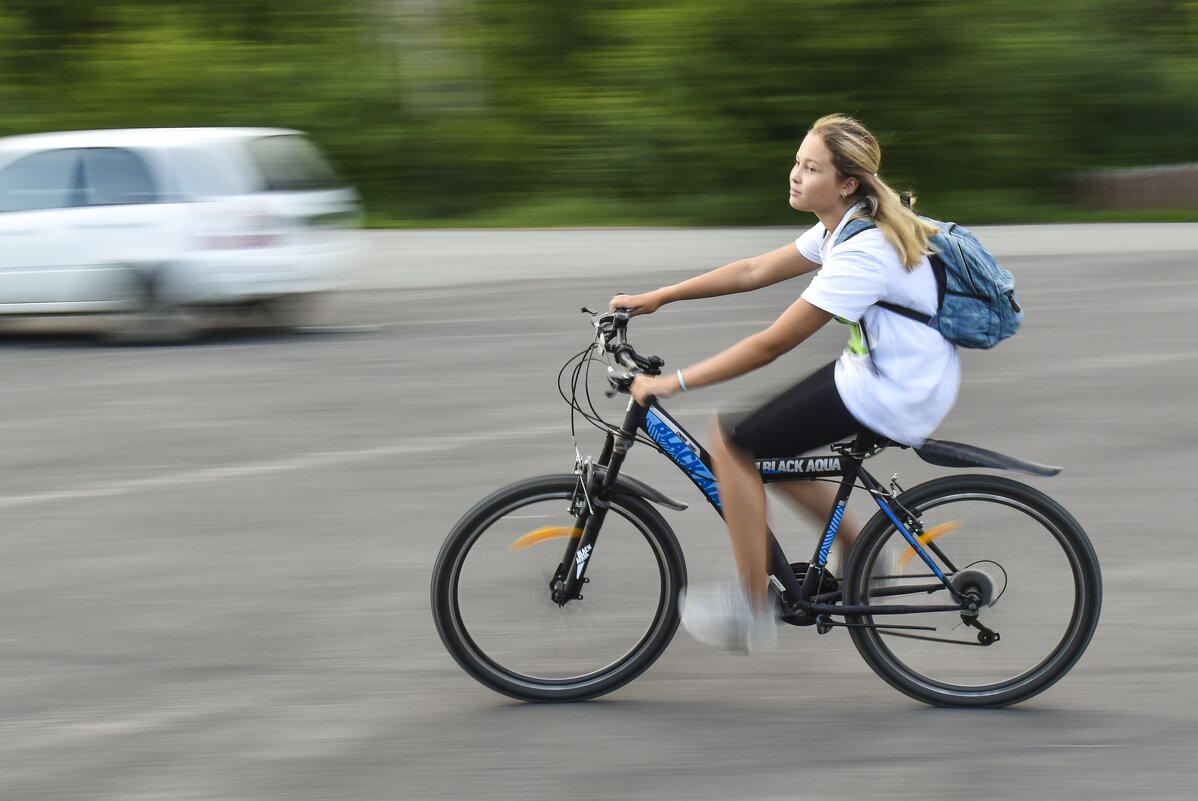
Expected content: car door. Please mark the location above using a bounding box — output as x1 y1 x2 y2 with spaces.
0 145 177 312
0 147 86 309
62 147 176 307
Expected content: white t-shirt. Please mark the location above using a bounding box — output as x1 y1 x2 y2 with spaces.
797 206 960 446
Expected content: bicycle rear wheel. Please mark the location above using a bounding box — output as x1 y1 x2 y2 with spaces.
844 474 1101 708
431 474 686 702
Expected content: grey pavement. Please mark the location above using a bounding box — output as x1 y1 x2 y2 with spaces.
1 225 1196 800
356 223 1198 288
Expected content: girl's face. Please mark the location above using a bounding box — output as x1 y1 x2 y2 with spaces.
788 133 856 216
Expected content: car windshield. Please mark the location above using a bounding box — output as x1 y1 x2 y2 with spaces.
244 135 345 192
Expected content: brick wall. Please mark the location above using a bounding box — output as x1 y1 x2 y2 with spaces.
1063 163 1198 210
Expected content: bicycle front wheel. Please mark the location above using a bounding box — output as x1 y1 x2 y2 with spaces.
844 474 1101 708
431 475 686 702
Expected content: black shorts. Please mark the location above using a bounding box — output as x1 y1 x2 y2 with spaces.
720 361 877 459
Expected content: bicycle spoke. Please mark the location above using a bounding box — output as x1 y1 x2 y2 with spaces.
846 475 1101 707
432 476 685 701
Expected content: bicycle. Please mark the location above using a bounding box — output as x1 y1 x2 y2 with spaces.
431 309 1102 707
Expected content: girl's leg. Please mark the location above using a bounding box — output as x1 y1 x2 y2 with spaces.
708 419 771 608
717 362 871 574
770 482 860 566
682 362 872 652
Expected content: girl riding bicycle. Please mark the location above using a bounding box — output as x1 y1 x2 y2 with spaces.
610 114 960 653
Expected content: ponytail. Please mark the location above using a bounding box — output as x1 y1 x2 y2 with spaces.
809 113 938 271
853 178 938 271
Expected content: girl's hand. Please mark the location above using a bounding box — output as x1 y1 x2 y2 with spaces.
609 291 663 316
630 373 682 406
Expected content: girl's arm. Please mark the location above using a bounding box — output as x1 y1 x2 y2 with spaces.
631 298 834 405
610 243 820 315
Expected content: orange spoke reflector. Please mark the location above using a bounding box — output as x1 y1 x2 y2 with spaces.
508 526 582 552
896 521 962 573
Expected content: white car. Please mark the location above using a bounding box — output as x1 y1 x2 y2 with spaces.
0 127 363 338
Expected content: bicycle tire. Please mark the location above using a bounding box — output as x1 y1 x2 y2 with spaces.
431 474 687 702
843 474 1101 708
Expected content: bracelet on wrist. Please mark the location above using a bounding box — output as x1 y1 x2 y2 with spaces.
676 369 688 393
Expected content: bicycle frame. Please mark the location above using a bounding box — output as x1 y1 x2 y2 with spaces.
552 394 969 624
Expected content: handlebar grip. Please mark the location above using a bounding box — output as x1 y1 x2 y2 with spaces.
613 346 639 371
593 307 662 375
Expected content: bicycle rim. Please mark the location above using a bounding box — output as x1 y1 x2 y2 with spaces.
433 477 683 701
846 476 1101 707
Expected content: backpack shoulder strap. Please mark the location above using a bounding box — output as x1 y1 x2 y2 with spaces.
833 217 938 326
875 251 945 325
833 217 877 246
876 300 933 325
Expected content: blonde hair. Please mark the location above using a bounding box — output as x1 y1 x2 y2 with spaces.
809 114 938 271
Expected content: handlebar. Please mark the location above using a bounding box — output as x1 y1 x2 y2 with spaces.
587 309 664 389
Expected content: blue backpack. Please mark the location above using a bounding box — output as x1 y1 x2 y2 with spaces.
836 217 1022 349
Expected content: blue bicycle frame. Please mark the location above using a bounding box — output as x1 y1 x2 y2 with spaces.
558 395 960 624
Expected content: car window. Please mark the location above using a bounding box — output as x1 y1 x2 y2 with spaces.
168 146 256 198
79 148 158 206
0 148 80 212
244 134 345 191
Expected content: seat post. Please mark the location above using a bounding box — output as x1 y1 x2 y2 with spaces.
847 430 887 458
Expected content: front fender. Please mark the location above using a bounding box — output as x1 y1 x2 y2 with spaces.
612 472 689 511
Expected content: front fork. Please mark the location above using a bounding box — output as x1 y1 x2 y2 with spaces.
550 398 645 605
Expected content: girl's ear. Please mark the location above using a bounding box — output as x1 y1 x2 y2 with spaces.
842 176 859 197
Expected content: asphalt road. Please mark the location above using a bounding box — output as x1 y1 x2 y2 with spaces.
2 226 1197 800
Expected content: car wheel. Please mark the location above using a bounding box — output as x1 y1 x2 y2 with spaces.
101 264 204 345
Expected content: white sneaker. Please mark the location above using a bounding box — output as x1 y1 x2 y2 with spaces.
679 583 778 654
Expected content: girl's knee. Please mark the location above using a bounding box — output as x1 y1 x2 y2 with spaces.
708 415 732 459
708 414 752 466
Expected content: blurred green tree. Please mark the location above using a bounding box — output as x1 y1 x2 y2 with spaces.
0 0 1193 224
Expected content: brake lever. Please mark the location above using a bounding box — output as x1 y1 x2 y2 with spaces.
642 354 665 374
606 367 635 398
